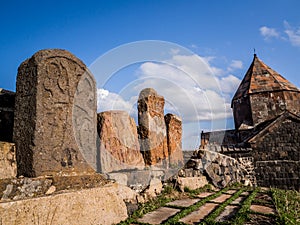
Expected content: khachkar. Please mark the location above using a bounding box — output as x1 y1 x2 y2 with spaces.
13 49 96 177
97 110 145 173
138 88 168 167
165 113 184 167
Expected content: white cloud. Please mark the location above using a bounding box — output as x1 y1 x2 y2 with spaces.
260 26 280 40
228 60 243 72
97 88 137 116
284 21 300 47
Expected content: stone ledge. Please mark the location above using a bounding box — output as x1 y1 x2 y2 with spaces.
0 183 129 225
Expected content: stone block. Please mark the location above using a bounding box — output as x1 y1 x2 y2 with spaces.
0 183 128 225
177 176 208 192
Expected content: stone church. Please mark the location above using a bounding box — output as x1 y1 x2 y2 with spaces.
201 54 300 190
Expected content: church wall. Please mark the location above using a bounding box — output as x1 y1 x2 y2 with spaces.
251 118 300 191
250 91 286 126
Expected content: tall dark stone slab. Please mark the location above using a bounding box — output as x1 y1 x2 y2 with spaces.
13 49 96 177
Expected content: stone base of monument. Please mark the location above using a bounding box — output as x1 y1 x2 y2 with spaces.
0 182 136 225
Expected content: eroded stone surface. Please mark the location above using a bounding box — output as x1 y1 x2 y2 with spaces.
13 49 96 177
97 110 144 173
137 207 180 224
0 183 128 225
138 88 168 166
0 142 16 179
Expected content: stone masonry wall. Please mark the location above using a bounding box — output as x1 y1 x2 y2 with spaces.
251 117 300 190
179 149 254 188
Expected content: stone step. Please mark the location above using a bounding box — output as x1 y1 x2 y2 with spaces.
215 205 240 222
231 196 246 205
179 203 218 224
137 207 180 224
210 194 232 203
250 204 276 215
166 198 200 207
197 192 214 198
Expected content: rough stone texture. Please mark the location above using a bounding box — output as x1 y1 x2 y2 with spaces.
138 88 168 167
177 176 208 192
0 89 15 142
97 110 145 173
137 207 180 225
0 183 128 225
250 112 300 191
0 142 16 179
165 113 184 167
180 149 253 188
13 49 96 177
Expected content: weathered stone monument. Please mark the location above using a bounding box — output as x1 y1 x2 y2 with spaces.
97 110 145 173
138 88 168 166
13 49 96 177
165 113 184 167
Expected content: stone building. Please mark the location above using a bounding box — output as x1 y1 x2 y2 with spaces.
201 54 300 191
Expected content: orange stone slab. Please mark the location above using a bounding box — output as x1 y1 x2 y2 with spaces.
166 198 200 207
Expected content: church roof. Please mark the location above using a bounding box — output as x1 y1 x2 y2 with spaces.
232 54 300 101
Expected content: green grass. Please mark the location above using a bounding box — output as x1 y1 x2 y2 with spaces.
271 188 300 225
162 187 230 225
204 188 245 224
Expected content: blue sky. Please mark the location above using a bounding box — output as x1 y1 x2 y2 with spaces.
1 0 300 149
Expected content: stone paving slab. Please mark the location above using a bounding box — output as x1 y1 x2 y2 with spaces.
197 192 214 198
166 198 200 207
179 203 218 224
250 204 276 214
216 205 240 222
231 196 246 205
225 189 237 194
210 194 231 203
240 191 250 196
137 207 180 224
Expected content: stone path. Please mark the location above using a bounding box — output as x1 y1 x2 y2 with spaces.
129 187 279 225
